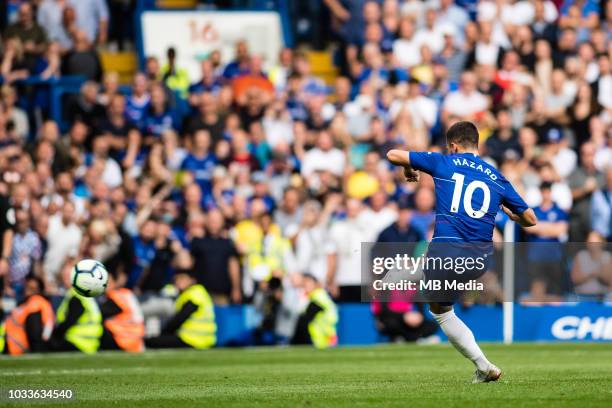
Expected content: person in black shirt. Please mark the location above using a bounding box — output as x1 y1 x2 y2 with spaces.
136 220 181 294
376 201 423 244
66 81 106 143
96 94 142 168
485 109 522 165
0 193 15 297
190 209 241 304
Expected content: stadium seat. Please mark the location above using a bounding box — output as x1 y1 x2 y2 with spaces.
306 51 338 85
156 0 198 8
99 52 138 84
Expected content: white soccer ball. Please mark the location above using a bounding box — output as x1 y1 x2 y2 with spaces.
70 259 109 297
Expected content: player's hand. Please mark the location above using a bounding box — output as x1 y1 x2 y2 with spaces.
403 167 419 182
501 205 521 222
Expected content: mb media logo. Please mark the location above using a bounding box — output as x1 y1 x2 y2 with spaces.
551 316 612 340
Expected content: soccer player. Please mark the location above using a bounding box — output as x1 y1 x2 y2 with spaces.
386 121 537 383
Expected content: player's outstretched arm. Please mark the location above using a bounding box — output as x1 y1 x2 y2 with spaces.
386 149 419 182
502 206 537 228
386 149 411 167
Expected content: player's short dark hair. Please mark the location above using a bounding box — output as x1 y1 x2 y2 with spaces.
446 121 480 149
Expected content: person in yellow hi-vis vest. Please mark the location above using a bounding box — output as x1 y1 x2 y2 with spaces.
49 287 103 354
291 274 338 349
145 270 216 349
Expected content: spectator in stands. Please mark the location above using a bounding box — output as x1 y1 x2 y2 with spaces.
142 83 180 140
188 59 222 106
295 196 338 283
327 198 369 302
190 209 241 305
62 29 103 81
97 93 141 169
571 231 612 299
441 71 489 126
3 2 47 71
1 38 31 83
42 201 81 294
222 39 250 80
485 108 522 166
524 182 569 302
126 73 151 126
376 199 423 243
37 0 74 52
68 0 109 46
7 209 42 300
274 186 303 236
1 85 28 141
411 187 436 238
568 142 606 242
67 81 105 138
591 167 612 241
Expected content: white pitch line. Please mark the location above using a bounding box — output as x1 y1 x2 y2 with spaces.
0 368 114 377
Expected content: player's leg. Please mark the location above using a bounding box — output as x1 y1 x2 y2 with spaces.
429 302 501 383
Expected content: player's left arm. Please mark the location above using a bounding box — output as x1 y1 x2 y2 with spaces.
500 179 537 228
502 206 537 228
387 150 443 182
386 149 420 182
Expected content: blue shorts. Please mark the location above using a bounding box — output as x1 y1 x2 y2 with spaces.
421 241 493 304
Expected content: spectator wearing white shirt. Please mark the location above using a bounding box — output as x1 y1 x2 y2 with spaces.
91 136 123 189
413 8 444 54
295 197 338 283
43 202 82 293
359 190 398 240
301 131 346 180
441 71 489 125
390 78 438 131
433 0 469 43
393 17 421 69
525 162 573 212
326 198 369 302
474 22 500 67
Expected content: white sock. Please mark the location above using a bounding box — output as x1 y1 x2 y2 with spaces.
431 309 491 371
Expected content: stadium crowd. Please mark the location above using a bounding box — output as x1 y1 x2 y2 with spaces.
0 0 611 351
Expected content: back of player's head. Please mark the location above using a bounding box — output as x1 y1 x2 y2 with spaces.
446 121 479 150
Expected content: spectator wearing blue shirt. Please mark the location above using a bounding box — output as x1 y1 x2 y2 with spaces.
559 0 600 42
525 182 569 299
129 219 157 289
142 83 179 140
222 40 250 80
410 187 436 238
188 59 222 107
181 129 217 197
376 201 424 243
125 73 150 127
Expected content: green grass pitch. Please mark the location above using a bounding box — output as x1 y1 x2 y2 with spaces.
1 343 611 407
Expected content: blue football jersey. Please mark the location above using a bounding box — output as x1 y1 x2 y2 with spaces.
409 151 528 242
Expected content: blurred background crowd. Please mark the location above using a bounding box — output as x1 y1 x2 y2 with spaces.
0 0 610 345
